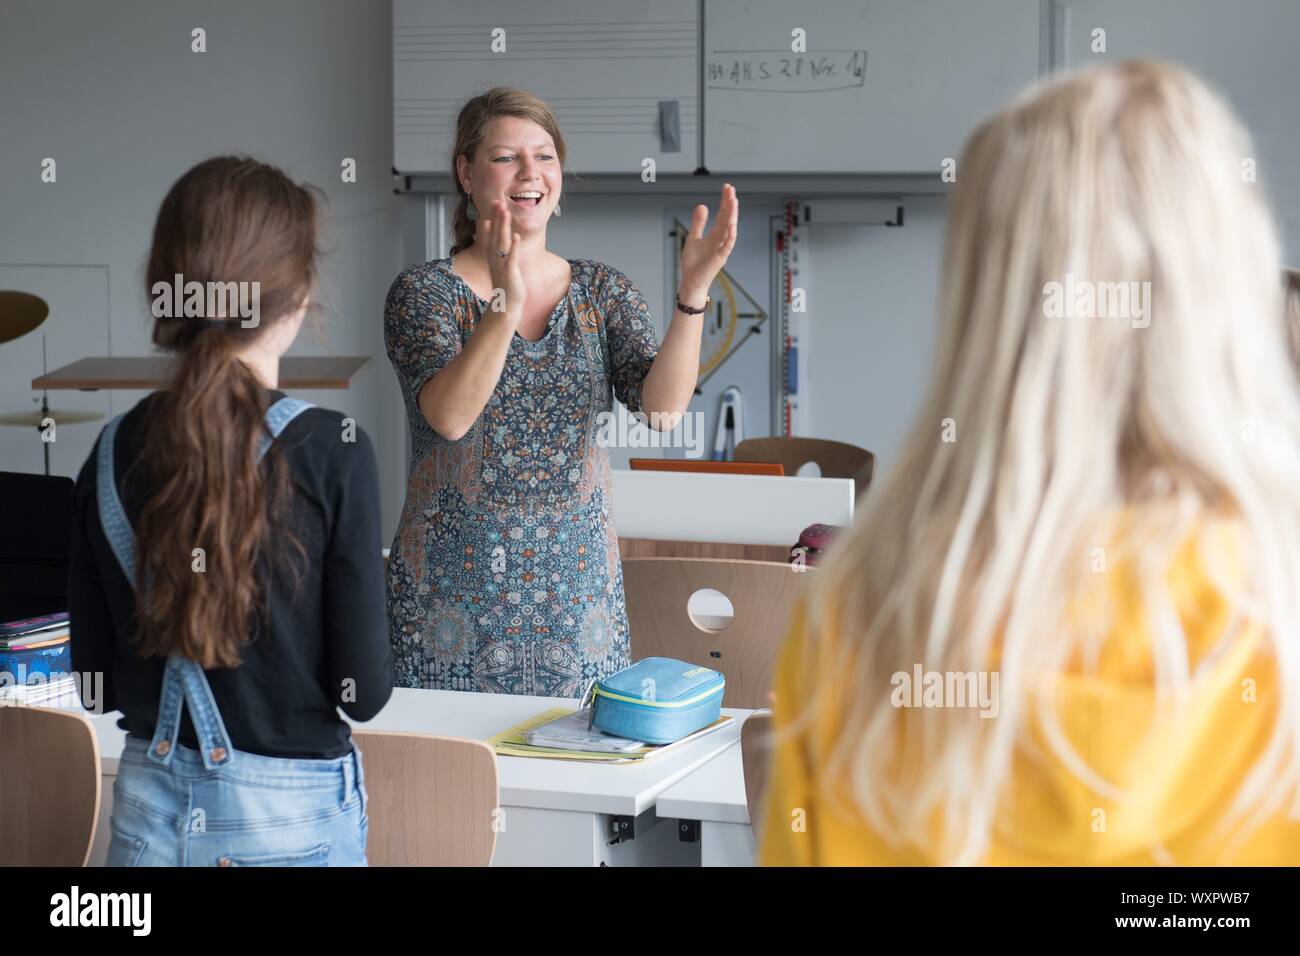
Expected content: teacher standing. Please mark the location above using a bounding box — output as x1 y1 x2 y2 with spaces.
385 87 738 696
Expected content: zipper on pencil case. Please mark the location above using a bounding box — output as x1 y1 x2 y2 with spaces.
590 682 724 710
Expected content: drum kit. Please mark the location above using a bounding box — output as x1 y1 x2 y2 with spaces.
0 291 104 475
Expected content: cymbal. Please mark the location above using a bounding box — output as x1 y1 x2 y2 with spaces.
0 408 105 426
0 291 50 345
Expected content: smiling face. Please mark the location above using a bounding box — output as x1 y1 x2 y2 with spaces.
458 115 562 237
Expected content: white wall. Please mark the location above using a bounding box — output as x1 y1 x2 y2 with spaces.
0 0 405 531
805 197 947 477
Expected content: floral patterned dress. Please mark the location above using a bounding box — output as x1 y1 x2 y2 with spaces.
384 257 659 697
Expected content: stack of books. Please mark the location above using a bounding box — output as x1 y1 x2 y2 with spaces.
490 706 732 763
0 612 71 651
0 612 78 706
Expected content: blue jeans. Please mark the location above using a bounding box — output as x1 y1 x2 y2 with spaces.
94 408 367 867
105 655 369 867
108 734 369 866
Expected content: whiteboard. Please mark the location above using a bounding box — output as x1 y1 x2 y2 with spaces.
394 0 700 175
702 0 1042 174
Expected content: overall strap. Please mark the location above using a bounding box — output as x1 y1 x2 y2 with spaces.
97 396 315 585
258 396 315 460
146 655 234 770
95 413 137 586
96 396 315 769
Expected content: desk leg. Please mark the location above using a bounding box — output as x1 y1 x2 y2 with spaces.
700 821 756 867
492 807 699 866
490 806 606 866
601 809 698 866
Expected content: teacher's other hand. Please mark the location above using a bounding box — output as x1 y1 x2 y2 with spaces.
679 183 739 300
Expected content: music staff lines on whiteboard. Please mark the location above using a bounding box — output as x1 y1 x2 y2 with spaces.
394 21 697 61
396 98 697 137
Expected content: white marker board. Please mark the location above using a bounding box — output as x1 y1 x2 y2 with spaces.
394 0 700 176
1056 0 1300 264
702 0 1042 174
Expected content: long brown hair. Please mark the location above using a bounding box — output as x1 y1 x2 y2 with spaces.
132 156 323 668
449 87 567 255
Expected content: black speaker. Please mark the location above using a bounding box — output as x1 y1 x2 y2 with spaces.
0 471 75 622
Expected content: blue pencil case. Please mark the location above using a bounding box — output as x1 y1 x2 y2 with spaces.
584 657 725 745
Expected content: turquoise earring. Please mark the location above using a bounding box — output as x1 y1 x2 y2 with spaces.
466 198 478 221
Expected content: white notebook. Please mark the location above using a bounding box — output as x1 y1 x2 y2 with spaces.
522 708 646 753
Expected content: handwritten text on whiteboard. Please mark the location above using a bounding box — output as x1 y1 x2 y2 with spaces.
706 50 867 92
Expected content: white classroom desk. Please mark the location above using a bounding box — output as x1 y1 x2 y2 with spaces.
88 687 752 867
655 739 755 866
612 469 853 543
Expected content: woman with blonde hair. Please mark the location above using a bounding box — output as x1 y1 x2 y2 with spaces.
385 87 736 695
760 60 1300 866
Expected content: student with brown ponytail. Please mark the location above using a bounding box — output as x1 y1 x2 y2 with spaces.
69 156 392 867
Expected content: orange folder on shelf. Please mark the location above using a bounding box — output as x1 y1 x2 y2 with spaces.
628 459 784 477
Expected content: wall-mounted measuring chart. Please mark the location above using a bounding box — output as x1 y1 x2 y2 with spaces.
776 201 805 438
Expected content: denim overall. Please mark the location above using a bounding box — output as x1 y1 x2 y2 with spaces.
98 397 369 866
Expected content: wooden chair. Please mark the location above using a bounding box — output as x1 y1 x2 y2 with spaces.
734 436 875 499
619 537 790 563
622 557 813 708
0 706 101 866
350 731 499 866
741 711 774 839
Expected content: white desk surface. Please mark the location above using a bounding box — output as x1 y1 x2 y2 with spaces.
90 687 752 819
655 738 750 825
612 469 853 544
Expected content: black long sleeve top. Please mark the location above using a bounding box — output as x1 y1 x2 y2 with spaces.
68 388 394 758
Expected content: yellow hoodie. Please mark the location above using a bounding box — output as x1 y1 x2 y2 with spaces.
759 519 1300 865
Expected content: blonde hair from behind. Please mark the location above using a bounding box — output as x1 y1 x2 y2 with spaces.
792 60 1300 864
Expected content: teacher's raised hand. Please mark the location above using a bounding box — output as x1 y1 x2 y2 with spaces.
679 183 739 299
483 198 526 317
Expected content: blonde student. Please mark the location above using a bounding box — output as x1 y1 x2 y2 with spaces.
760 61 1300 866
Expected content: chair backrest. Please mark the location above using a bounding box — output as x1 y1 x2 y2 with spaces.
0 705 101 866
350 731 499 866
622 557 812 709
618 537 790 563
733 437 875 498
741 711 774 838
